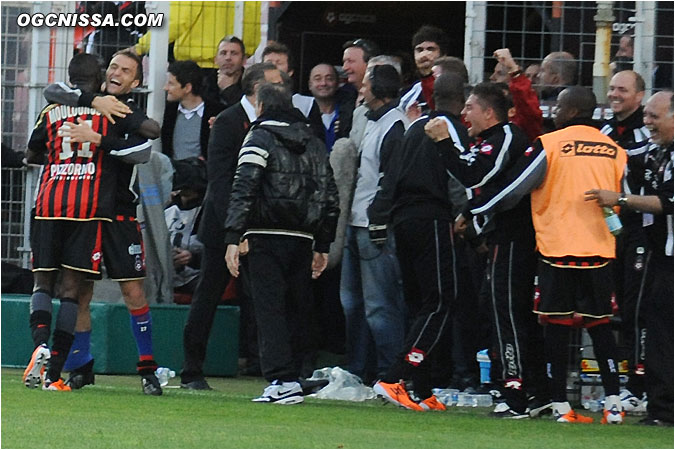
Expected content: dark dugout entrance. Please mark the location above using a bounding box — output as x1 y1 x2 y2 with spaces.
269 2 466 94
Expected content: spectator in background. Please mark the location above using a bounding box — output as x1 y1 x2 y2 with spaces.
342 38 380 106
602 71 649 148
391 50 417 90
399 25 450 118
538 51 577 101
524 63 541 85
162 60 224 161
262 42 295 76
610 56 633 76
308 63 353 152
340 64 407 384
586 90 673 426
490 48 543 141
203 35 247 108
262 42 325 140
165 157 207 297
600 72 650 413
615 33 634 58
431 56 469 84
75 1 146 65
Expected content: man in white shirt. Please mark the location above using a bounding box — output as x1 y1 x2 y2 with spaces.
161 60 224 160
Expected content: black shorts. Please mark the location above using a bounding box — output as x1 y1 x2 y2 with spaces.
88 216 146 281
103 216 146 280
535 258 613 319
31 219 103 274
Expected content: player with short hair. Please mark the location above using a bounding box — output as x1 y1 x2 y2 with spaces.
24 52 153 392
40 50 163 395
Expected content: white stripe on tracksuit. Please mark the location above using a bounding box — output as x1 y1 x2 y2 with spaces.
490 243 524 380
410 220 452 353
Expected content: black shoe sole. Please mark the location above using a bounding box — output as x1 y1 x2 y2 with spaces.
529 402 553 418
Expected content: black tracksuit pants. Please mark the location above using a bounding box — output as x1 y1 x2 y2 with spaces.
246 234 314 383
483 237 548 410
614 228 650 396
644 253 674 422
384 218 455 399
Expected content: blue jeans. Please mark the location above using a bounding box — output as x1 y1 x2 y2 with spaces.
340 225 405 380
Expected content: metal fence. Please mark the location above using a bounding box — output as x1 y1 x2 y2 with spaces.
480 1 673 93
1 167 34 268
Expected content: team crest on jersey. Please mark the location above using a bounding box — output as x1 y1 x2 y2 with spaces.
134 255 144 272
405 347 426 366
479 143 493 155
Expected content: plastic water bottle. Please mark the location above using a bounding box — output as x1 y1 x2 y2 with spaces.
456 393 478 407
432 388 459 406
603 207 623 236
155 367 176 387
476 349 491 384
582 399 604 412
475 394 493 407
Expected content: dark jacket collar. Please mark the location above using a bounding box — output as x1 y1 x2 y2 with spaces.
366 100 398 121
254 106 308 126
478 121 509 140
610 106 644 129
430 110 461 121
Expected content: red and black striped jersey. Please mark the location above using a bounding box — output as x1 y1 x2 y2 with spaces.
29 104 116 221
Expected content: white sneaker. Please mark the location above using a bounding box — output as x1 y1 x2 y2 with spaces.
252 380 303 405
620 388 647 415
23 344 50 388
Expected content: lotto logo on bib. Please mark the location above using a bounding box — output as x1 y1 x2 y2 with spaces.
91 251 102 263
560 140 618 158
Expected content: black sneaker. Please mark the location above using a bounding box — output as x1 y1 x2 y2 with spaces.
141 373 163 396
137 360 162 396
180 379 213 390
528 396 553 418
490 402 530 419
65 359 95 389
638 417 673 427
299 378 329 396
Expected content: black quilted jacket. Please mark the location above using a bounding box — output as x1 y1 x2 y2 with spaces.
223 108 340 253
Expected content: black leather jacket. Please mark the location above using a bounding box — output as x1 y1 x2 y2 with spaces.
223 108 340 252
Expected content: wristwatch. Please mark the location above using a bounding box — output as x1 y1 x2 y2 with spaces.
617 194 628 207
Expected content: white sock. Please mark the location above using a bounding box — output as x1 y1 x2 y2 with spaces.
605 394 622 411
552 401 571 415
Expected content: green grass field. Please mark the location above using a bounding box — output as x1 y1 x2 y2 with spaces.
1 368 672 449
